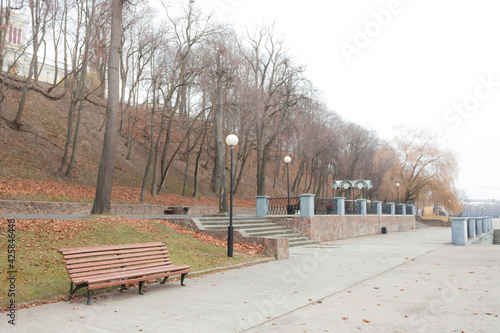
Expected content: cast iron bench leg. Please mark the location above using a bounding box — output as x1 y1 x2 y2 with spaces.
181 273 187 286
160 277 168 284
139 281 145 294
67 283 87 302
87 289 92 305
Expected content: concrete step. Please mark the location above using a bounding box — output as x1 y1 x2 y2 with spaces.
494 230 500 245
415 221 431 229
197 216 318 247
245 229 300 237
202 221 278 227
289 240 318 247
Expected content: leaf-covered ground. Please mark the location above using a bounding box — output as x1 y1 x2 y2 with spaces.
0 217 266 310
0 177 256 208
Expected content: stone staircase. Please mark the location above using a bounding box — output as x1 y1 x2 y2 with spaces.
494 230 500 245
415 221 432 229
196 216 317 247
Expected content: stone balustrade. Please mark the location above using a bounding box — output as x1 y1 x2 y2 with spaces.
451 216 494 245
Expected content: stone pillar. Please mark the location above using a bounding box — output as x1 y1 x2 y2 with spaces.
256 196 270 217
482 217 488 232
451 218 468 245
408 204 416 215
397 203 407 216
468 218 476 238
476 218 483 235
300 194 315 217
388 202 395 216
334 197 345 217
358 199 367 216
374 201 382 216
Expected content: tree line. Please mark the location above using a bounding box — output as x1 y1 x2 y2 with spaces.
0 0 460 214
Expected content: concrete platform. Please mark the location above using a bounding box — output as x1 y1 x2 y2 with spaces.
2 220 499 332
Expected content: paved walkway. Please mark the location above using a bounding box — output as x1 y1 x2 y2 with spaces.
3 221 499 333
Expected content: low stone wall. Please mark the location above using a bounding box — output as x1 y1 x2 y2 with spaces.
416 215 451 227
0 200 255 217
0 200 165 215
165 217 288 260
268 215 416 242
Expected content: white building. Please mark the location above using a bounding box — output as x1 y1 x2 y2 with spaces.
3 12 65 84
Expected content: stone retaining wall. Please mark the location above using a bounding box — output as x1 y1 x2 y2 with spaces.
0 200 166 215
415 215 451 227
268 215 416 242
0 200 255 217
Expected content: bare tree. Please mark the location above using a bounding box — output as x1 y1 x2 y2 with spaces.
91 0 124 214
11 0 50 130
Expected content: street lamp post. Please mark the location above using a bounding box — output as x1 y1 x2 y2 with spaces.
226 134 238 258
284 156 291 214
396 182 400 204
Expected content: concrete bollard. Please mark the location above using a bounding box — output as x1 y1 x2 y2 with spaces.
358 199 367 216
483 217 489 232
300 194 315 217
468 218 476 238
388 202 395 216
334 197 345 216
451 218 468 245
256 196 270 217
374 201 382 216
476 218 483 235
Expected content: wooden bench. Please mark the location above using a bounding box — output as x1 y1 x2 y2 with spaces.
59 242 190 305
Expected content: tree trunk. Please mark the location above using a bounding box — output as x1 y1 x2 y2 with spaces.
91 0 123 214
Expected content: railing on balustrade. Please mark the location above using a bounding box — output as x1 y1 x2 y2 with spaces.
268 197 301 215
406 205 413 215
366 202 377 215
395 205 403 215
314 198 337 215
345 200 360 215
382 203 392 215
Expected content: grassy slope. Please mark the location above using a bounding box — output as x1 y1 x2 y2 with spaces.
0 81 292 202
0 218 267 309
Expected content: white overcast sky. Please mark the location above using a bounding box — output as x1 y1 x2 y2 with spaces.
164 0 500 200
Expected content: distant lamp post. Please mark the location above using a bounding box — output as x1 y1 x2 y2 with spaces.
396 182 400 204
284 156 291 214
225 134 238 257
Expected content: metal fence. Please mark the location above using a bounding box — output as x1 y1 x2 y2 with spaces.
395 205 403 215
382 203 392 215
406 205 413 215
268 197 301 215
314 198 337 215
366 202 377 215
345 200 360 215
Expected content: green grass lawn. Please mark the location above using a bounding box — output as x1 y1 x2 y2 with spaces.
0 218 268 309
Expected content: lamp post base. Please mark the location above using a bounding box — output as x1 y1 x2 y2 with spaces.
227 225 234 257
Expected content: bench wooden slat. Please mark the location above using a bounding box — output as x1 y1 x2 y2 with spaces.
67 258 173 274
59 242 165 254
69 262 176 279
87 269 191 290
84 265 190 285
64 250 170 265
61 245 168 259
66 254 171 270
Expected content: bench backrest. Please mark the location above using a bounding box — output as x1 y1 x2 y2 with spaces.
59 242 173 281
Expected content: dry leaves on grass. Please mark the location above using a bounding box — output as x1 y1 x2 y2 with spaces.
0 217 263 255
0 177 256 208
158 219 264 255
